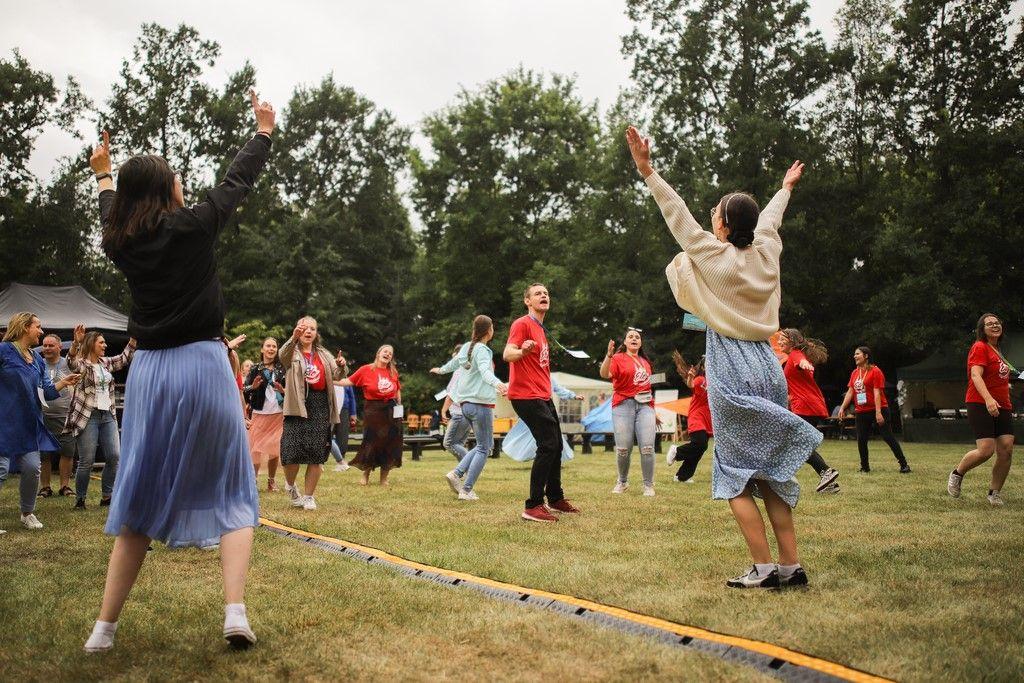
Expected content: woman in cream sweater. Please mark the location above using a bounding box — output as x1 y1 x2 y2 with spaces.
627 126 822 590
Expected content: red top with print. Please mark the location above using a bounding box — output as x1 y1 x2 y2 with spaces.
848 366 887 413
965 341 1012 410
302 351 327 391
686 375 712 435
609 352 653 406
507 315 551 400
348 364 400 401
784 349 828 418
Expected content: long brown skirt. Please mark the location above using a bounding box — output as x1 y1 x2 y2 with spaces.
349 399 403 471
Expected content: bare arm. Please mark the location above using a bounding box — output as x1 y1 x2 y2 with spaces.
599 340 615 379
970 365 1001 416
838 387 854 416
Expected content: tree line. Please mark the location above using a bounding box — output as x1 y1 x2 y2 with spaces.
2 1 1022 410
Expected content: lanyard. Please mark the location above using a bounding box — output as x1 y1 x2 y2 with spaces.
528 315 590 359
988 344 1019 375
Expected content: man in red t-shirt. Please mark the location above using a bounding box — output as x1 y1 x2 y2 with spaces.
504 283 581 523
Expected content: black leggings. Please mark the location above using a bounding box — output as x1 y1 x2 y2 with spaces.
675 431 709 481
797 415 830 475
855 407 907 470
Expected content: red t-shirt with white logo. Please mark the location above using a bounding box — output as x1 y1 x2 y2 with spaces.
348 364 400 401
507 315 551 400
687 375 712 435
965 341 1012 410
302 351 327 391
609 352 653 406
783 349 827 418
848 366 887 413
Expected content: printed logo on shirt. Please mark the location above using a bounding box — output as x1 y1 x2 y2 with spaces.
998 361 1009 380
853 378 865 392
539 343 550 369
633 366 650 386
377 375 396 394
304 360 322 385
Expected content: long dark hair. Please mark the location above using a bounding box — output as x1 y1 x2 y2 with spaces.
855 345 873 369
975 312 1004 347
781 328 828 366
103 155 182 251
717 192 759 248
464 315 493 367
615 329 650 361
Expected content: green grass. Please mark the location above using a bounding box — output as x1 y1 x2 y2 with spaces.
1 439 1021 681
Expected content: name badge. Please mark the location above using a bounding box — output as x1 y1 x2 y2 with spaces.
855 391 867 405
393 404 404 419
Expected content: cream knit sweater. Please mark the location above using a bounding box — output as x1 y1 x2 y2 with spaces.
645 171 791 342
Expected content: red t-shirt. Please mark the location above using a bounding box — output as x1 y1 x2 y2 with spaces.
348 364 400 401
507 315 551 400
784 349 827 418
965 341 1012 410
302 351 327 391
609 352 653 406
848 366 887 413
686 375 712 435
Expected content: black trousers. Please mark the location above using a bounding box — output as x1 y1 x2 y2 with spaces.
675 430 708 481
511 398 565 508
797 415 830 475
854 407 907 470
333 407 351 458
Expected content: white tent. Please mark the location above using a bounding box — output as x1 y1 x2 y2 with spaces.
494 371 612 431
0 282 128 332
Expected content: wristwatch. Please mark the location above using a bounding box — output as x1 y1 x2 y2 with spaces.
95 172 113 181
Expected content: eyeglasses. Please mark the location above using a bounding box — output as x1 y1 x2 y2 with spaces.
984 322 1002 328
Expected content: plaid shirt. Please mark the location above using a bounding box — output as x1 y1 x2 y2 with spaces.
63 342 136 437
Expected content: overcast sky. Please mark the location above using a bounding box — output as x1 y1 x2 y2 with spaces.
0 0 914 181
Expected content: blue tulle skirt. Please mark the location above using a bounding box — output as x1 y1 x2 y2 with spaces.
104 340 258 548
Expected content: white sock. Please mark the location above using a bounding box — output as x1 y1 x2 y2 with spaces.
778 563 801 577
93 620 118 634
225 603 247 617
754 563 775 577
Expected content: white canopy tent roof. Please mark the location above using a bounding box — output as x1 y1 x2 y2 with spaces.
0 282 128 332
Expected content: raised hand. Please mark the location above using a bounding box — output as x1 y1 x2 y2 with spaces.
336 352 347 366
625 126 653 177
251 374 265 389
226 334 246 350
73 324 86 345
429 367 441 374
606 340 616 359
292 323 306 341
250 89 275 135
89 131 111 174
782 160 804 191
521 339 537 355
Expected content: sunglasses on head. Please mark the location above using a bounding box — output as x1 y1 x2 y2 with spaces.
626 327 643 333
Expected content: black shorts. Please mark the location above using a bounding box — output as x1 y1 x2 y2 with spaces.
965 403 1014 440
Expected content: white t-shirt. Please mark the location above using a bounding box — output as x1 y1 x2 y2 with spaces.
254 383 282 415
92 363 114 412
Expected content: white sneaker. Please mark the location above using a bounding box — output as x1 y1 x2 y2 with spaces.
611 481 628 494
302 496 318 511
334 461 350 472
815 468 840 492
665 445 677 466
0 529 6 535
458 490 479 501
84 621 117 652
223 606 256 649
947 470 963 498
20 513 43 530
285 483 300 503
988 491 1005 507
642 485 655 497
445 470 463 494
291 493 306 508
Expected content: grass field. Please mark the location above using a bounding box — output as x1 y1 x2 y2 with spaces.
1 439 1021 682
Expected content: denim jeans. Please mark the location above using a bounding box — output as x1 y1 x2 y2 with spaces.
453 402 493 492
75 409 120 501
331 408 351 462
611 398 656 486
0 450 41 514
443 410 472 460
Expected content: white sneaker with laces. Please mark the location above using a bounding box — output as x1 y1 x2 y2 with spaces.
665 445 677 466
21 513 43 530
445 470 463 494
333 462 349 472
285 483 300 503
302 496 317 511
987 491 1004 507
947 470 963 498
223 605 257 649
726 566 780 589
458 490 479 501
611 481 628 494
815 468 840 492
291 493 306 508
642 485 655 497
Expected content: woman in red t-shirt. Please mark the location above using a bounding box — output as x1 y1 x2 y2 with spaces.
947 314 1015 506
838 346 910 473
665 352 712 483
599 328 657 495
338 344 403 486
779 329 840 493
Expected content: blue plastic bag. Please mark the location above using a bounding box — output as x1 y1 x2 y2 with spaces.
501 419 574 462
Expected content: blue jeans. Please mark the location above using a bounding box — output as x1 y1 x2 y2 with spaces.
611 399 657 486
0 451 41 514
453 403 493 492
443 409 472 459
75 409 120 501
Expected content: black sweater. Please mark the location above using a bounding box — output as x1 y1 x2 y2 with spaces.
100 134 272 350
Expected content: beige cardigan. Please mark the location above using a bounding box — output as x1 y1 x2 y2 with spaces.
278 338 348 423
646 171 791 341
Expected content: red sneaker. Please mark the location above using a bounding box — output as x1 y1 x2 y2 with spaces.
548 499 580 513
521 505 558 523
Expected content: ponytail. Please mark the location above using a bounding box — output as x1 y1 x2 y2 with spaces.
465 315 493 369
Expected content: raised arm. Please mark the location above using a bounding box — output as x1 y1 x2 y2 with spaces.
431 354 463 376
599 340 615 379
104 338 137 373
754 161 803 243
551 376 581 401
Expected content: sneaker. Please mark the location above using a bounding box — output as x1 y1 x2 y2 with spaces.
0 529 5 535
947 470 963 498
521 505 558 523
99 497 111 507
988 491 1005 507
444 470 463 494
725 566 780 589
20 513 43 530
267 479 280 493
73 499 86 510
302 496 317 511
642 485 655 497
333 462 350 472
779 567 809 588
285 483 301 504
37 486 53 498
899 464 912 474
548 499 580 514
611 481 628 494
223 608 257 650
674 476 694 484
458 490 479 501
665 444 678 466
84 622 117 653
58 486 74 497
819 482 841 494
814 468 840 492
